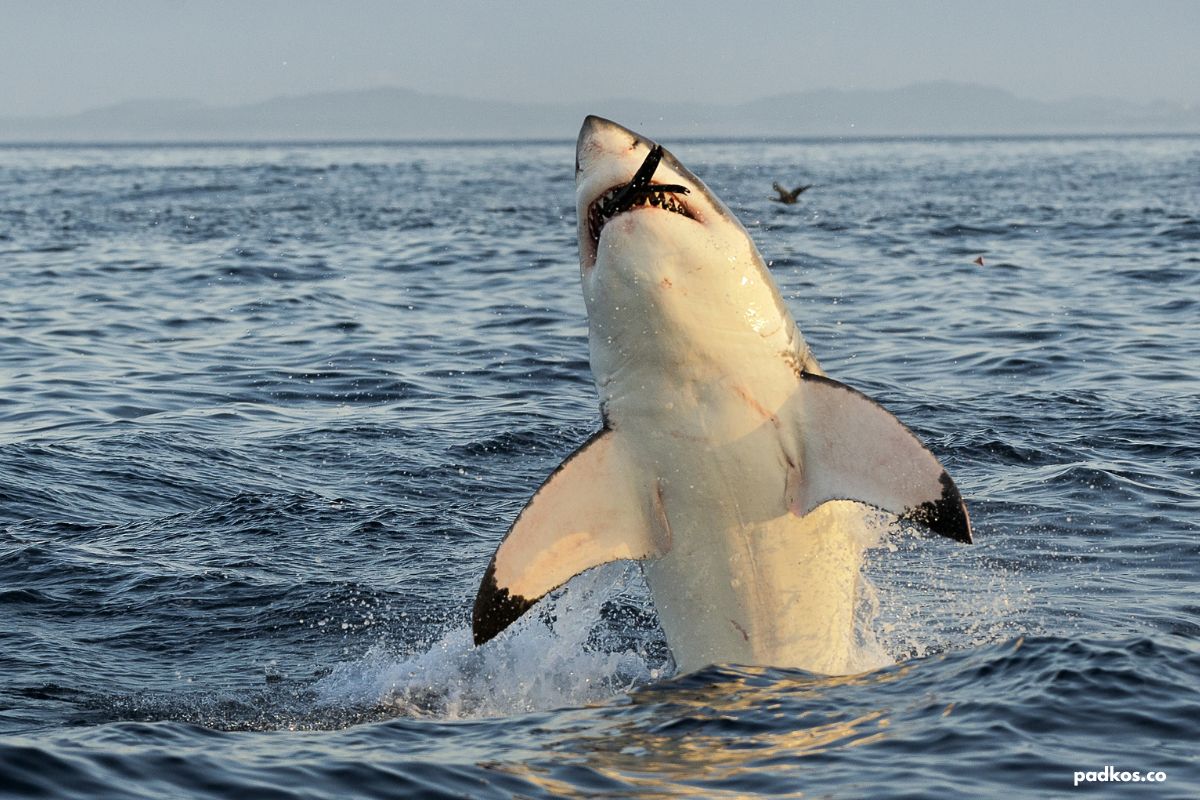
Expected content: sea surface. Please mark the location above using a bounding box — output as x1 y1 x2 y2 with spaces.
0 133 1197 798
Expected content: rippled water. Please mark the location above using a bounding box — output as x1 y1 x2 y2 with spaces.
1 134 1197 798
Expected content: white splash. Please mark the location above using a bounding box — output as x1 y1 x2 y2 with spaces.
314 506 1013 721
313 563 663 720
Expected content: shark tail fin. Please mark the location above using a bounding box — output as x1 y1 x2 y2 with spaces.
788 374 972 543
472 429 668 646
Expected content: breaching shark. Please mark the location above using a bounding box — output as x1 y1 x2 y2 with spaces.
471 116 972 675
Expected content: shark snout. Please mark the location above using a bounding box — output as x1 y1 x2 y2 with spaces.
575 115 649 178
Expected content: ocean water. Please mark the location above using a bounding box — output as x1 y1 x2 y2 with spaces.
0 133 1197 798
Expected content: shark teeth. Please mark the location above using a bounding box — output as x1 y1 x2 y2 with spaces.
587 184 694 246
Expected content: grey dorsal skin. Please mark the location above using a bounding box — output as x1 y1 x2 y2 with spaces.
472 116 972 675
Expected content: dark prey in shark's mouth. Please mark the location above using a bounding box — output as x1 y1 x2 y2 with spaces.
587 144 693 245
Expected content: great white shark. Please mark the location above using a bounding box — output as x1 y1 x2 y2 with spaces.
472 116 972 675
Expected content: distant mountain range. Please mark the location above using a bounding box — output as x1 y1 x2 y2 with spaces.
2 82 1197 142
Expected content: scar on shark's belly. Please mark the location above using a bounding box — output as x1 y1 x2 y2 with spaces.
652 481 674 552
733 385 780 427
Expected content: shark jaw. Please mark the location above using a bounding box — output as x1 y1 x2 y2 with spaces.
582 142 695 262
585 179 694 255
473 116 972 676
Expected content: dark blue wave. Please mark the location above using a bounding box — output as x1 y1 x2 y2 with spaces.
1 135 1197 798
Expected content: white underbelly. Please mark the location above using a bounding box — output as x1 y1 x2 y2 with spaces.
642 462 883 675
606 352 879 674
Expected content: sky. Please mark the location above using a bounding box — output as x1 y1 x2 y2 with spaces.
2 0 1197 118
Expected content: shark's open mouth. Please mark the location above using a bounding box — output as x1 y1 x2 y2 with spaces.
586 144 694 246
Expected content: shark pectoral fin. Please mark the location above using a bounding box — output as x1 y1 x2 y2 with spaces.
793 373 973 544
472 429 666 646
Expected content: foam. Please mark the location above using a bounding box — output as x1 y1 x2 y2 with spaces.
313 563 663 719
314 506 1022 720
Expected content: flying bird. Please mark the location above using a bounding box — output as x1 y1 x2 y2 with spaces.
771 182 813 204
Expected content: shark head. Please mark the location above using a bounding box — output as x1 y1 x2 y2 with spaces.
574 115 809 399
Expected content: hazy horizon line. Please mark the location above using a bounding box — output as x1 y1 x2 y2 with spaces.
8 79 1197 122
5 132 1199 151
5 80 1197 144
